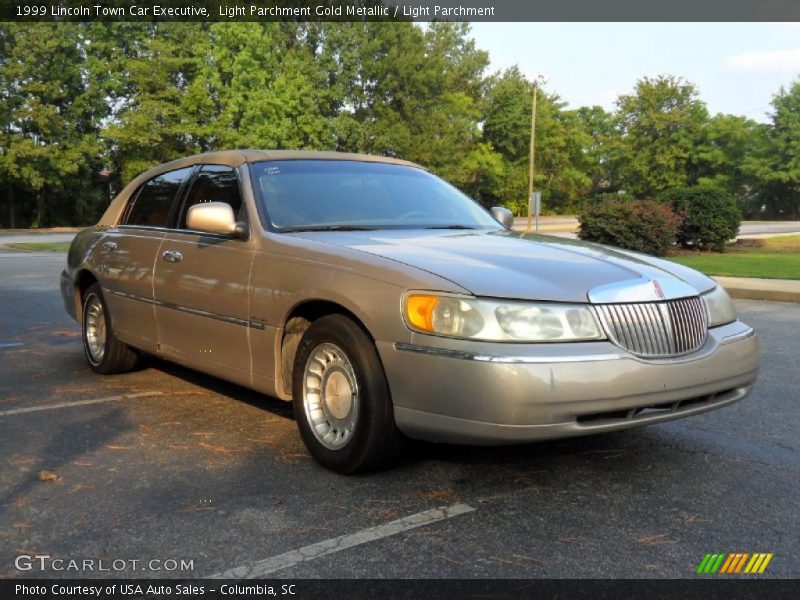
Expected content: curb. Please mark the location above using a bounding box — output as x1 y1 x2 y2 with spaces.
713 277 800 304
721 288 800 303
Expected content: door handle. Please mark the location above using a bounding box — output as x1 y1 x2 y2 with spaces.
101 241 117 252
161 250 183 263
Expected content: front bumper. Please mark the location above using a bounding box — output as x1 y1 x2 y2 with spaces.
378 320 760 444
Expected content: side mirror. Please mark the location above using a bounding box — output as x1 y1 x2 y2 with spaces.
186 202 248 238
490 206 514 229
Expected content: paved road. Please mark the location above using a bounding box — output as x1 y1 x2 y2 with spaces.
738 221 800 236
0 252 797 579
512 218 800 238
0 232 77 246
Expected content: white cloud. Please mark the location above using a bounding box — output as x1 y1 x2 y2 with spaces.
724 47 800 73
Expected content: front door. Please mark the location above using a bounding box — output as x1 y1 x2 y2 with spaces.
152 165 254 383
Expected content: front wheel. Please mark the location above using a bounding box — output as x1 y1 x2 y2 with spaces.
82 283 139 374
293 315 404 473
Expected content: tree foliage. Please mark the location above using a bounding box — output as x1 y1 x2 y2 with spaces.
482 67 592 214
615 75 708 198
0 24 105 227
0 23 798 228
743 81 800 219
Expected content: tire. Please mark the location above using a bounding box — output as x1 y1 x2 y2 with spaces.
292 314 404 473
82 283 139 375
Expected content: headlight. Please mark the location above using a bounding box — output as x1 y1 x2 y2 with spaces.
404 293 605 342
702 285 737 327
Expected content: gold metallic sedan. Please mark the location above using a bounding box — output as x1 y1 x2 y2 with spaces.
61 150 761 472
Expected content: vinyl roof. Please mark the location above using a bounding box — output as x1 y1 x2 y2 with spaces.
152 149 421 172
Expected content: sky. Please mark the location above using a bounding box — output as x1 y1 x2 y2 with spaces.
468 22 800 122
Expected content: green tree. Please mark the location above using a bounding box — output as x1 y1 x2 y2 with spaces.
694 113 763 211
101 23 207 183
481 67 531 213
4 24 800 229
537 102 592 212
322 22 494 194
185 23 333 153
615 75 708 198
482 67 592 214
573 105 620 198
0 23 106 227
744 80 800 219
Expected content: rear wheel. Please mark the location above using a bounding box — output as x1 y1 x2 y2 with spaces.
82 283 138 374
293 314 404 473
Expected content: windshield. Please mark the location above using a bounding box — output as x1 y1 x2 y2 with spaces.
251 160 503 232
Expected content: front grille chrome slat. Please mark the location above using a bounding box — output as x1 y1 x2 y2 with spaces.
645 304 664 354
691 299 705 348
670 301 685 352
597 296 708 358
635 304 656 355
630 304 648 354
679 300 693 351
650 304 669 354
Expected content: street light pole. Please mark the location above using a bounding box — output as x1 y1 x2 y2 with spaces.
527 84 538 233
527 74 548 233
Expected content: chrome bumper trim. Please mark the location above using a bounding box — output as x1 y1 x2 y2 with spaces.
718 326 756 345
393 342 621 364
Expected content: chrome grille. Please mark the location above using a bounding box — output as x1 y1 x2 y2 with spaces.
595 297 708 358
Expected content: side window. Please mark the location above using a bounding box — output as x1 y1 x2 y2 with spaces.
179 165 244 229
124 167 193 228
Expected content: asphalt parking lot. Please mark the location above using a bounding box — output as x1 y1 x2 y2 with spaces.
1 248 798 579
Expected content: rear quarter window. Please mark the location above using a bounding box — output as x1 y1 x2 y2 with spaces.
123 167 194 227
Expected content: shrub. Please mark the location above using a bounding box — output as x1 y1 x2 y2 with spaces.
660 187 741 251
578 197 680 256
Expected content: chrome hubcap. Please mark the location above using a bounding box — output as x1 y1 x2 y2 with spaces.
84 295 106 365
303 343 359 450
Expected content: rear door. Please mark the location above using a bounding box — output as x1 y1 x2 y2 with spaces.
152 165 254 383
98 167 193 351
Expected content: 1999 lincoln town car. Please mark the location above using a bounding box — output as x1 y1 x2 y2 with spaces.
61 150 761 472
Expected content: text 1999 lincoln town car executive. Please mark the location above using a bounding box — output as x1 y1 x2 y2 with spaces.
61 150 761 472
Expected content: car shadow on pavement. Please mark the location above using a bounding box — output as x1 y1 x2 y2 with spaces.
139 355 295 422
130 354 692 475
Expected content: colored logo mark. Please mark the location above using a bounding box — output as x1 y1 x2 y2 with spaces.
696 552 773 574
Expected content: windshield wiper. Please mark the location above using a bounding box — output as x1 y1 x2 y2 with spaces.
280 225 378 232
424 225 477 230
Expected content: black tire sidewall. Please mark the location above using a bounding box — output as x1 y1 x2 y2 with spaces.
292 315 392 473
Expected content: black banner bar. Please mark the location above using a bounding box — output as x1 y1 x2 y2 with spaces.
4 579 800 600
2 0 800 22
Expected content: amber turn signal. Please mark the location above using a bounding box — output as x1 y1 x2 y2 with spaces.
405 294 439 332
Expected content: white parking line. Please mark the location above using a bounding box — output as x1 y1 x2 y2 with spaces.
210 503 476 579
0 391 164 417
0 342 24 349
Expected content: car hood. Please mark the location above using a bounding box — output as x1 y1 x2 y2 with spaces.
288 229 716 303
